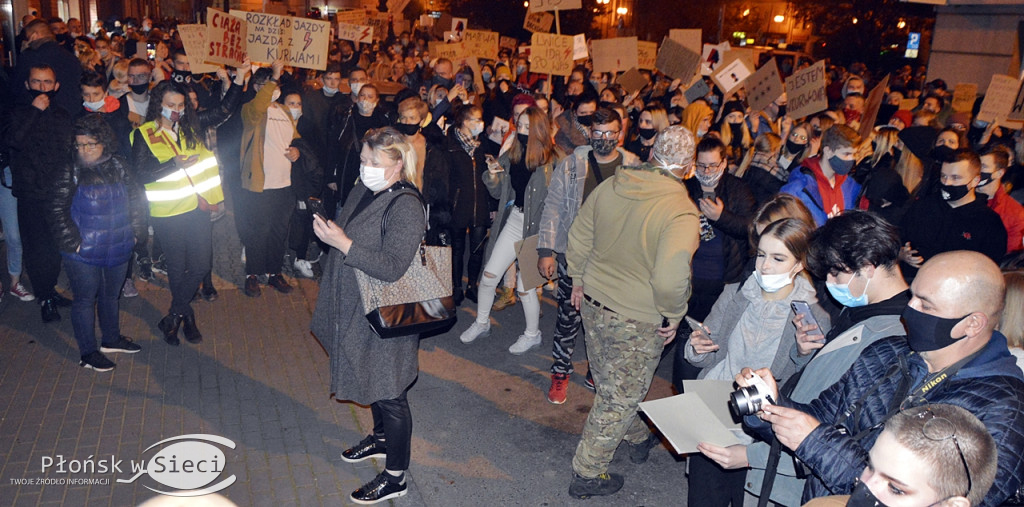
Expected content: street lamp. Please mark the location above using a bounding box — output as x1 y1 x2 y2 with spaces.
773 14 785 23
897 19 906 29
616 6 628 15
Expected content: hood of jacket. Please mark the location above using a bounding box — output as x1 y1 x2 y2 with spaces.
613 164 686 201
958 331 1024 382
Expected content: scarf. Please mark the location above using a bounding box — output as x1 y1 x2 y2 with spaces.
455 127 480 158
752 151 787 182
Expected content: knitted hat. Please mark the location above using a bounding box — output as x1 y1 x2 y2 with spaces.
898 125 939 161
890 110 913 128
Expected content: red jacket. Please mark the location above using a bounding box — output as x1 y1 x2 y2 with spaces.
988 186 1024 253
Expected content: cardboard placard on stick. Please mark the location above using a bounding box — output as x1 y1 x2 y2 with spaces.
618 67 648 94
529 0 582 12
784 60 827 120
637 41 657 71
428 41 470 64
230 10 331 70
859 74 890 139
523 12 554 33
591 37 639 74
336 9 367 25
499 36 518 50
178 24 219 73
951 83 978 113
529 33 574 76
463 29 499 60
205 8 248 68
669 29 702 55
978 75 1022 124
711 52 752 97
746 59 783 113
432 13 453 39
337 22 373 44
656 37 700 82
684 78 710 104
701 41 730 75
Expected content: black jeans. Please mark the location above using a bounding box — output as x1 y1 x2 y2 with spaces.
451 225 487 291
241 188 294 276
289 206 313 260
673 277 725 392
370 389 412 471
17 198 62 300
151 208 212 316
687 453 746 507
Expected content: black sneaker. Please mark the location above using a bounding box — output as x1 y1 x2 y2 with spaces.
341 434 387 463
584 370 596 391
52 293 73 307
201 285 218 302
627 433 660 464
350 471 407 505
152 256 168 275
244 275 261 297
80 351 115 372
137 257 154 281
40 298 61 322
100 336 142 354
267 274 293 294
568 472 624 499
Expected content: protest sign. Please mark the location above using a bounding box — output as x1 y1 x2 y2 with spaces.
451 17 468 36
684 78 710 104
784 60 827 120
205 9 248 67
463 29 499 59
529 0 582 12
523 12 554 33
428 41 470 63
951 83 978 113
530 33 574 76
365 11 390 41
178 24 219 73
637 41 657 71
859 74 890 139
572 34 588 60
336 9 367 25
230 10 330 70
337 22 373 44
899 97 919 111
618 67 647 94
387 0 411 13
432 13 452 39
669 29 702 55
499 36 518 50
711 53 752 97
591 37 639 73
978 75 1022 124
701 41 730 75
746 59 783 113
656 37 700 82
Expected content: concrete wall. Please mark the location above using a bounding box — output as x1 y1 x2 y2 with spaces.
929 3 1024 92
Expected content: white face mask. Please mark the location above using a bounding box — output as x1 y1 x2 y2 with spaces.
360 164 390 191
350 82 364 96
469 124 484 137
753 269 794 293
322 86 338 96
357 100 377 115
84 99 106 111
289 107 302 121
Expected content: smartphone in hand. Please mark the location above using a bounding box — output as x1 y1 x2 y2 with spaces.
685 315 711 336
307 197 328 222
791 300 824 338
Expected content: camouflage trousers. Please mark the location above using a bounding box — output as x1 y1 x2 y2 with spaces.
572 297 664 478
551 254 583 375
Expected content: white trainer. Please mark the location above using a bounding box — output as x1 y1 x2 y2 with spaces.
293 259 314 278
508 331 542 355
459 321 491 344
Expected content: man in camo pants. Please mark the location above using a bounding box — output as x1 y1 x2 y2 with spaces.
565 126 700 499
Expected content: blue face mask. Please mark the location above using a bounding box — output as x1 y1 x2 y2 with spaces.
826 272 871 307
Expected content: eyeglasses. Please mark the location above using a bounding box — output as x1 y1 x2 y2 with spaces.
695 161 724 172
790 133 808 142
901 400 973 498
74 142 101 150
591 130 620 139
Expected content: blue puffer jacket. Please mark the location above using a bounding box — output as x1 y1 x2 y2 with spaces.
779 156 861 227
745 334 1024 506
49 155 146 268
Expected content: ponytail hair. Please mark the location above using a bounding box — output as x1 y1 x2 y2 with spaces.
362 127 422 190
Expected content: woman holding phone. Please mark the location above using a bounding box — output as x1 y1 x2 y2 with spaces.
682 217 829 507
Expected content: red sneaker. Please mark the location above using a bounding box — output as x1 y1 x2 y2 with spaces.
548 373 569 404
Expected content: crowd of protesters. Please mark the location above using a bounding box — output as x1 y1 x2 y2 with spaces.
1 9 1023 506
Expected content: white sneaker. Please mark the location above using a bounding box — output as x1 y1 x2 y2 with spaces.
293 259 314 278
460 321 491 344
508 331 542 355
8 282 35 301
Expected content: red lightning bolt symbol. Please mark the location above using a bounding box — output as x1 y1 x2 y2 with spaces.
361 27 370 42
303 31 313 52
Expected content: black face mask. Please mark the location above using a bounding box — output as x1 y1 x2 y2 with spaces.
590 137 617 157
129 83 149 95
171 70 191 84
931 145 956 162
846 480 889 507
598 100 615 109
394 123 420 136
434 76 454 90
785 139 805 155
829 155 856 175
777 105 787 117
517 133 530 148
902 305 969 353
28 89 57 99
939 183 971 202
576 114 593 127
976 172 994 188
638 127 657 140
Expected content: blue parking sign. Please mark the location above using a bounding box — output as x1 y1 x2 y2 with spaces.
908 32 921 50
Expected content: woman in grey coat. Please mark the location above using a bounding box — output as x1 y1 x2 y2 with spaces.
311 127 425 505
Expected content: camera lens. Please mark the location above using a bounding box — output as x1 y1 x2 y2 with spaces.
729 385 763 417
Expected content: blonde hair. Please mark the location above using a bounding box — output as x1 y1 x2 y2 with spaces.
111 58 130 83
363 127 422 190
737 132 781 177
894 147 924 195
871 126 900 167
1001 271 1024 349
644 105 670 132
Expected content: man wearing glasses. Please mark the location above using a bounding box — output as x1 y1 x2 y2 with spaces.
738 250 1024 506
536 108 640 403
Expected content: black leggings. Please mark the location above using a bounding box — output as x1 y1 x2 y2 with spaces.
370 389 412 471
451 225 488 291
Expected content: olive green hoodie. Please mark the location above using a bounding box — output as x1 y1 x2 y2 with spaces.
567 165 700 325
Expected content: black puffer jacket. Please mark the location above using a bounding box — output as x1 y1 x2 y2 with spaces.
446 129 494 229
684 172 757 284
289 136 322 201
6 103 74 201
48 155 147 264
745 335 1024 506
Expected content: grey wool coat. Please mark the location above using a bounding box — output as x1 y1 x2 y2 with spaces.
310 181 426 405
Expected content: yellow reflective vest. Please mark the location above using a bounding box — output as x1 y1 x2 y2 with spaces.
133 121 224 217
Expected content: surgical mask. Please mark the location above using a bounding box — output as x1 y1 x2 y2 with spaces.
576 114 593 127
940 183 970 202
350 82 364 96
357 100 376 115
786 139 805 155
360 164 390 191
829 155 855 175
695 168 724 188
976 172 993 188
289 107 302 121
753 269 794 293
83 99 106 111
129 83 149 95
394 123 420 136
171 70 191 84
322 85 338 96
482 71 492 83
516 64 526 75
271 89 281 102
161 107 182 123
99 49 109 58
590 79 601 91
638 127 657 140
826 273 871 308
902 305 969 353
590 138 617 157
846 480 889 507
469 123 484 137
